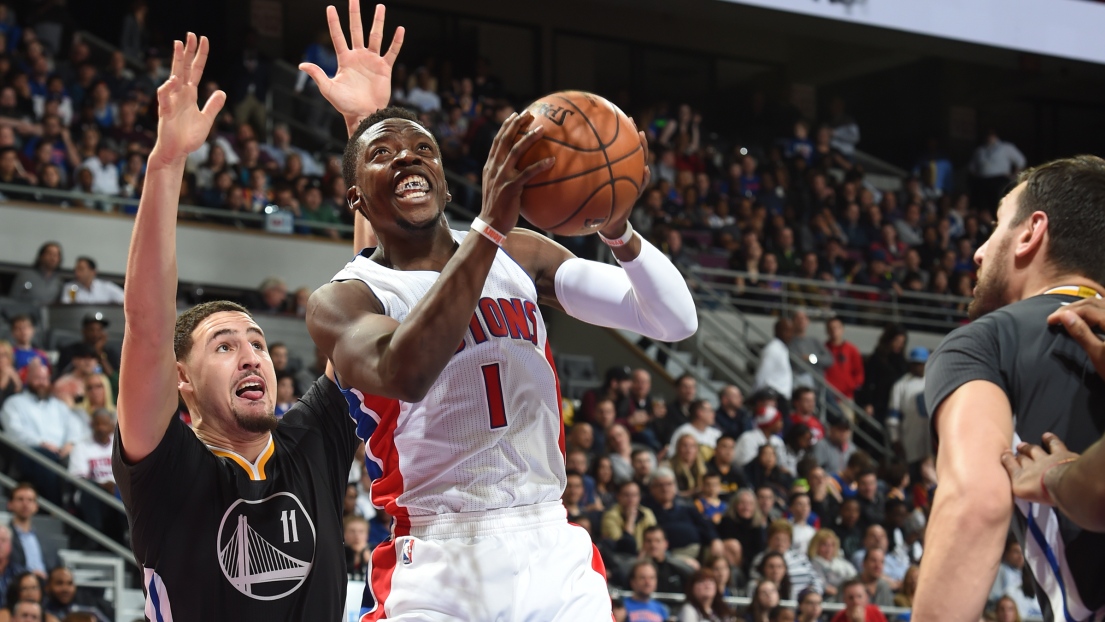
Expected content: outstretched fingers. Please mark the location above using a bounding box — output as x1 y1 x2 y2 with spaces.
189 36 211 86
366 3 384 54
169 39 184 80
178 33 198 87
201 89 227 121
326 5 350 54
384 25 405 67
349 0 366 49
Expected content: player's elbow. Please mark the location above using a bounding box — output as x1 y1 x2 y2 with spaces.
389 376 432 404
664 313 698 342
942 480 1012 531
645 311 698 342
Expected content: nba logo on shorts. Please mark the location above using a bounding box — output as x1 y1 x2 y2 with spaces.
401 538 415 565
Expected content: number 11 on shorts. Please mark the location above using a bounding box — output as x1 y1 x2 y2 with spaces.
481 363 508 429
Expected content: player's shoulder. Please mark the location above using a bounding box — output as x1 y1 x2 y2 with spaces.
941 296 1063 345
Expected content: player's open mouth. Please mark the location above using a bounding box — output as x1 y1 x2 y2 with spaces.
394 174 432 201
234 376 266 401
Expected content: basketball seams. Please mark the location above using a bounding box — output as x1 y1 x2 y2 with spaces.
525 142 642 189
550 93 618 232
544 176 641 230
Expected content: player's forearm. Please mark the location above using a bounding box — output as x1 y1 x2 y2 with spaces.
554 236 697 342
123 155 184 339
335 236 499 402
1048 437 1105 531
912 479 1010 620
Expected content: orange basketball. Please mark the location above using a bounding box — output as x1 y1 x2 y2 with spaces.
516 91 646 236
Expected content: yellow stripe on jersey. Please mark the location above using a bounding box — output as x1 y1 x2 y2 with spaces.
207 436 275 481
1044 285 1102 299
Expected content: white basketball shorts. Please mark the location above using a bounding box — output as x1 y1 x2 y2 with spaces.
359 501 612 621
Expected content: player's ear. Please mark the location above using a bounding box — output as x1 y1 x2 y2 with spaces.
1015 211 1048 260
176 360 193 399
347 187 362 212
445 183 452 204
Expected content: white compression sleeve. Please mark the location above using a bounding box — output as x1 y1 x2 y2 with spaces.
553 237 698 342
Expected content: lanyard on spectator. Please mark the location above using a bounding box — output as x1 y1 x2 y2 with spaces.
1044 285 1102 299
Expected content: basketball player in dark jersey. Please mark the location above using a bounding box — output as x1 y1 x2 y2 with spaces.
1003 296 1105 532
110 28 401 620
913 156 1105 621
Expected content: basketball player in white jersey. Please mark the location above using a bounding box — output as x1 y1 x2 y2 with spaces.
302 4 697 619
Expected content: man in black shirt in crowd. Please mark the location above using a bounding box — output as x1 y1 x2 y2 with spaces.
110 29 398 620
638 526 693 595
714 384 752 437
643 468 721 565
652 374 697 447
706 433 746 496
915 156 1105 621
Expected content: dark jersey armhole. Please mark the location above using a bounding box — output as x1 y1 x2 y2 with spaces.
280 375 360 461
923 318 1007 448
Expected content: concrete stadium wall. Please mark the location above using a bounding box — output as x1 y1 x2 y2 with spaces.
0 202 354 292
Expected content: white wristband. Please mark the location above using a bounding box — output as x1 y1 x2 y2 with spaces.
471 217 506 247
598 221 634 247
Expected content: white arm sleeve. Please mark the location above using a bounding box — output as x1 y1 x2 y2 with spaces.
553 236 697 342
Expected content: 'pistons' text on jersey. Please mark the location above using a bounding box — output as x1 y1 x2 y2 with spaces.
332 230 566 536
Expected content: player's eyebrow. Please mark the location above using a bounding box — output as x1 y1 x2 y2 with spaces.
206 326 264 346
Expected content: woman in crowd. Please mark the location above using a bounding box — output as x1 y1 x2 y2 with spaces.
0 572 60 622
796 589 823 622
893 564 920 608
668 433 707 498
707 554 739 597
194 143 230 190
678 569 734 622
808 529 856 601
718 489 767 577
750 551 792 603
82 373 114 417
746 579 780 622
994 595 1022 622
605 424 635 485
590 455 617 511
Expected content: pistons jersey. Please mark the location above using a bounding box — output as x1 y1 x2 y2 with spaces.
332 230 566 535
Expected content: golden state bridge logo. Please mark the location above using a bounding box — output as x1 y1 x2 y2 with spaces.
217 492 316 600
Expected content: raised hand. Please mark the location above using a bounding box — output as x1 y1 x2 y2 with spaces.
299 1 405 133
150 33 225 168
479 111 554 235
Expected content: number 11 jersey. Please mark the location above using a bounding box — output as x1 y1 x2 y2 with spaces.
331 230 566 535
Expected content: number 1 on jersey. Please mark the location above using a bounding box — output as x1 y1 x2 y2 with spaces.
481 363 508 429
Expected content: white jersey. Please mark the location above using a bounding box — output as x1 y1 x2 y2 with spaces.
332 230 565 535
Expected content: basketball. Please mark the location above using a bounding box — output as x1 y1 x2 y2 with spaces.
515 91 647 236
